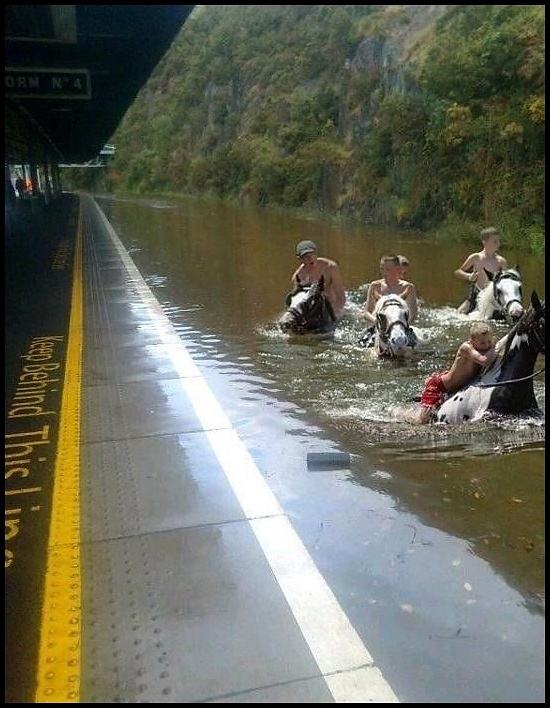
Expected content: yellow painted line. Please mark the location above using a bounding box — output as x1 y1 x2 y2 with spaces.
35 203 83 702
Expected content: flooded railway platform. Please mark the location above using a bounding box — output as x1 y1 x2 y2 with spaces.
5 194 544 703
6 194 397 703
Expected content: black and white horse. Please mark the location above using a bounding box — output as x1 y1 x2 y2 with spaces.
279 275 336 335
359 295 419 357
437 291 545 424
471 268 524 324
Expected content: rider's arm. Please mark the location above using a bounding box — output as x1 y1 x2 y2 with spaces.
454 254 478 283
362 283 377 325
497 255 508 270
464 342 497 368
329 264 346 315
291 266 302 288
402 283 418 323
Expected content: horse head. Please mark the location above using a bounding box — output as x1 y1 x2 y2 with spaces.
279 275 334 334
526 290 545 354
483 267 524 323
374 295 410 356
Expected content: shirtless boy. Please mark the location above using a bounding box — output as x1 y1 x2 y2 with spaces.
292 240 346 319
363 254 418 325
455 227 508 314
417 321 497 423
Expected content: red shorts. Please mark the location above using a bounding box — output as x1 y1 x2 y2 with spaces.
420 371 449 408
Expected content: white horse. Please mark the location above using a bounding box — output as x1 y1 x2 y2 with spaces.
470 268 524 324
437 291 544 424
360 295 420 358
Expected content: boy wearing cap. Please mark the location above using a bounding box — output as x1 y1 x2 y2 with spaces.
292 240 346 319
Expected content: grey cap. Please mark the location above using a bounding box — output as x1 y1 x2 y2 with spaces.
296 240 317 257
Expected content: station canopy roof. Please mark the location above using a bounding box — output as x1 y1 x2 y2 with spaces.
5 5 193 163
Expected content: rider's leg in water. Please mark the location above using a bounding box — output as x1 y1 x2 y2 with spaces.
458 284 480 314
391 402 432 424
417 370 449 423
406 327 418 347
359 325 375 348
418 404 435 424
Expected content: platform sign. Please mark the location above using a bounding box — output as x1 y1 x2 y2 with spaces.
5 67 91 99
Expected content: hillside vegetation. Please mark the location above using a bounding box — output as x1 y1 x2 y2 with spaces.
102 5 544 251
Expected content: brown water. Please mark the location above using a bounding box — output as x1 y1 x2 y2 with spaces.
98 193 545 613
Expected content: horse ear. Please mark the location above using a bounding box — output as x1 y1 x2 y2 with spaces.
531 290 542 313
296 275 301 286
318 275 325 291
484 268 494 281
514 264 520 273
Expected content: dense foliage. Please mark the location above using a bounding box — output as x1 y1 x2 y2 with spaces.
105 5 544 251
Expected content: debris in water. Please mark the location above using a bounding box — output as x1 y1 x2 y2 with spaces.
306 451 351 469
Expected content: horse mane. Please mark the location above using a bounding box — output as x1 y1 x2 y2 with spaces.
501 303 536 361
476 282 494 316
374 294 409 316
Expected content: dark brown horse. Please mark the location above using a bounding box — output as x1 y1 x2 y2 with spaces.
279 276 336 335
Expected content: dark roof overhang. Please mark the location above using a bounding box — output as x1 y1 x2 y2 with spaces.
5 5 194 163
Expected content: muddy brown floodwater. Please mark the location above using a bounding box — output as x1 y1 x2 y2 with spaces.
97 192 544 700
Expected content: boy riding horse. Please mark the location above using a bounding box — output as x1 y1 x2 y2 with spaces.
291 240 346 321
360 254 418 348
454 227 508 314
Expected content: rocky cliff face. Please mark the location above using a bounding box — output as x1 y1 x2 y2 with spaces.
345 6 451 137
108 5 544 248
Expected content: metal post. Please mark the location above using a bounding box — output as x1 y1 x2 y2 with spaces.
28 161 40 214
5 163 16 238
50 163 58 198
29 162 39 197
43 162 52 205
53 163 62 197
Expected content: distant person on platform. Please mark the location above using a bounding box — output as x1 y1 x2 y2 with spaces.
454 227 508 314
14 177 26 199
359 254 418 347
291 240 346 320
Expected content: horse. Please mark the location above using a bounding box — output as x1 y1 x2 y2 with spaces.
359 295 419 357
279 275 337 335
470 268 524 324
436 291 545 424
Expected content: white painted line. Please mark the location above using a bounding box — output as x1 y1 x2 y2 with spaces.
326 666 400 703
88 196 399 703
